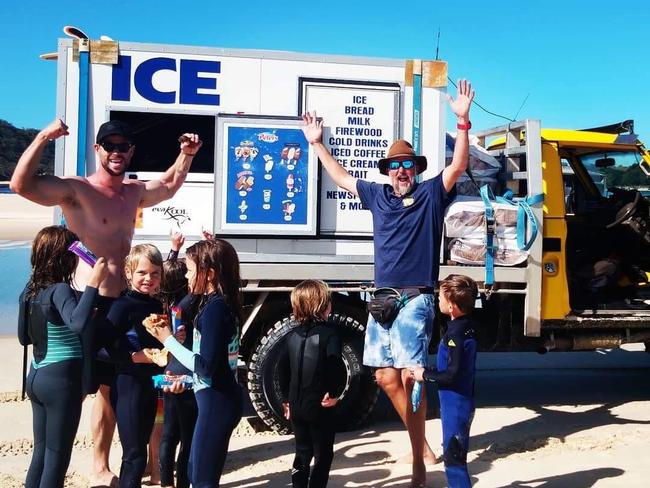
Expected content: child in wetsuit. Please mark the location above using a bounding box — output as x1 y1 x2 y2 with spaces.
410 274 479 488
280 279 341 488
107 244 168 488
157 233 198 488
20 225 108 488
146 238 243 488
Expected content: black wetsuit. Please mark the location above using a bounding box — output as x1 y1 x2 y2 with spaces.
280 319 341 488
107 290 164 488
159 294 197 488
21 283 99 488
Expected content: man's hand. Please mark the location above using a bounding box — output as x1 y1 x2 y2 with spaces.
178 133 203 156
321 392 338 408
87 257 109 288
408 367 426 382
301 112 323 145
446 79 475 122
40 119 70 141
170 231 185 252
282 402 291 420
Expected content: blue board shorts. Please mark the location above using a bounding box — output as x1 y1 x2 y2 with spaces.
363 293 434 368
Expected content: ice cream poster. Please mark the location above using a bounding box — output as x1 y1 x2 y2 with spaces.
215 116 317 235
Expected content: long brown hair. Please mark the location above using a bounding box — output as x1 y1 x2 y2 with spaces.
186 239 242 323
27 225 79 298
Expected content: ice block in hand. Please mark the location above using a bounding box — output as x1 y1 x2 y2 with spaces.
68 240 98 266
411 380 422 412
152 373 193 389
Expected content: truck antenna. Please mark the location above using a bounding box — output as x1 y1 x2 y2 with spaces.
435 28 441 60
513 92 530 121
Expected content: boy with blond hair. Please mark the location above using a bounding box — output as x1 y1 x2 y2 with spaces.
280 280 342 488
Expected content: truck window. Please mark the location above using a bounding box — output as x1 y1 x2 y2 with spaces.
109 111 215 174
579 151 649 197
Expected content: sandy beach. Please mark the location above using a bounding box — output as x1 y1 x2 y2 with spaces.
2 194 650 486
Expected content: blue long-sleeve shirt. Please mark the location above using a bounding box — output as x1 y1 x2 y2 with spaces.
164 293 239 394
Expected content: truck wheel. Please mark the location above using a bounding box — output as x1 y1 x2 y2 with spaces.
247 306 378 434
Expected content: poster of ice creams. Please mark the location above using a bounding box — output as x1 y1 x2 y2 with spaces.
214 115 317 235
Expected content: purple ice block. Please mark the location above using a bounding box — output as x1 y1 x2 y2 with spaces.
68 240 98 266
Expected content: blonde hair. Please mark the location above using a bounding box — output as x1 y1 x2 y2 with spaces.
125 244 163 280
291 279 331 324
439 274 478 314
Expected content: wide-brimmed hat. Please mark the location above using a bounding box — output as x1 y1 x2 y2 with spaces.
377 140 427 175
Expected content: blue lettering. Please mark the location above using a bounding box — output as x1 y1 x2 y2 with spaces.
134 57 176 104
180 59 220 105
111 55 131 101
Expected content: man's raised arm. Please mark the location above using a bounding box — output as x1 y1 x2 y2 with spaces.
442 79 475 193
10 119 76 206
140 133 203 207
301 112 358 196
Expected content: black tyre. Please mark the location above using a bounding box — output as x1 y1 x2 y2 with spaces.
247 304 378 434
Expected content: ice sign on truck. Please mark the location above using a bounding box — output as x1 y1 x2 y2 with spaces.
111 55 222 105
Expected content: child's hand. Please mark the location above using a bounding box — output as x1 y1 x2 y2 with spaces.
87 257 108 288
409 367 425 382
131 350 152 364
201 229 215 241
170 232 185 252
163 371 188 394
282 402 291 420
174 325 186 344
321 392 338 408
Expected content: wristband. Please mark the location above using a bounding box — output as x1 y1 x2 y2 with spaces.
456 121 472 131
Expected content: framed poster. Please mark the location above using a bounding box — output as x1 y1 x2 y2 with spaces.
299 78 401 236
214 115 317 235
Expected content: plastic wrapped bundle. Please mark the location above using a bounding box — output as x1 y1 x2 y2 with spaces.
449 237 528 266
445 197 518 240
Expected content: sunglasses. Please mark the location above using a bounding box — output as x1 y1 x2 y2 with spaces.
100 141 133 153
388 160 415 171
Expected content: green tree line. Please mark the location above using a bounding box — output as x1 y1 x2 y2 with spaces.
0 119 54 181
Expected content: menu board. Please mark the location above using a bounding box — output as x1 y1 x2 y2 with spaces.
300 78 401 235
214 115 317 235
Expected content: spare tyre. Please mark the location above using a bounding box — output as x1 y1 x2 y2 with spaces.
247 304 378 434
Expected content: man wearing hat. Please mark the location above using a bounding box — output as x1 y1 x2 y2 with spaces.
302 79 474 487
11 117 202 486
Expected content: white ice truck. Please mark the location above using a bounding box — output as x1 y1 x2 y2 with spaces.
50 35 509 432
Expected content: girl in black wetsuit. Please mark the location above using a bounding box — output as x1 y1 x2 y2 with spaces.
158 237 197 488
20 225 108 488
107 244 167 488
146 239 243 488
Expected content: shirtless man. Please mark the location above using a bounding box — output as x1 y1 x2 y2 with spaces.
10 118 202 486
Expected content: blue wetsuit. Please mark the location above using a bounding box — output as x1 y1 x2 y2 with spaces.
21 283 99 488
107 291 164 488
164 293 243 488
422 315 477 488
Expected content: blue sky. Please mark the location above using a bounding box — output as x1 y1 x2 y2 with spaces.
1 0 649 139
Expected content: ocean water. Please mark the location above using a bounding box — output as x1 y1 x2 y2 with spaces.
0 243 31 335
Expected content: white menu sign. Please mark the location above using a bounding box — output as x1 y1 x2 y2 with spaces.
301 79 401 235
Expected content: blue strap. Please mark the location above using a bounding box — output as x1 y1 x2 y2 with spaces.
495 192 544 251
479 185 496 287
479 185 544 287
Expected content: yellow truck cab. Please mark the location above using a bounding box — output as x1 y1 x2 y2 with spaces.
464 120 650 352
